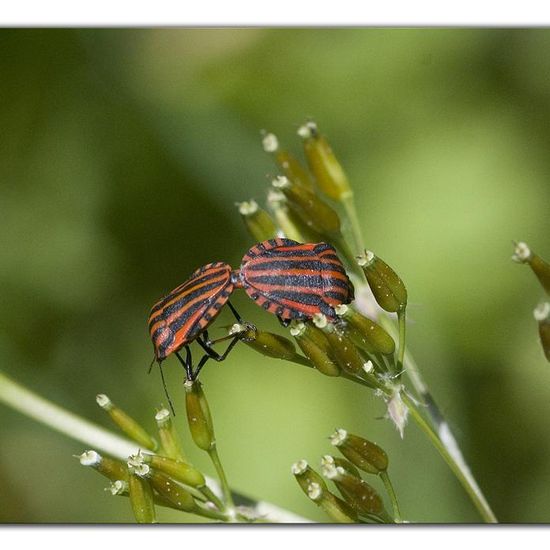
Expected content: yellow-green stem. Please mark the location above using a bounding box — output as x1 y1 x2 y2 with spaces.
400 392 497 523
396 307 407 374
341 193 365 254
208 446 235 514
380 471 402 523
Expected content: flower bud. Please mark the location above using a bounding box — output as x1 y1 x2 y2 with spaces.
320 455 361 479
184 380 215 451
292 461 358 522
357 251 407 313
96 394 157 451
147 469 196 513
534 302 550 362
262 131 315 191
290 321 341 377
237 199 278 242
298 121 352 201
322 463 387 519
291 459 327 495
230 324 310 366
329 429 388 474
155 408 187 462
313 315 373 380
272 175 342 237
141 454 205 488
128 467 156 523
512 242 550 295
77 450 129 481
335 304 396 355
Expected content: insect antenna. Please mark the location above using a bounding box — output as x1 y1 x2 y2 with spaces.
148 356 156 375
158 362 176 416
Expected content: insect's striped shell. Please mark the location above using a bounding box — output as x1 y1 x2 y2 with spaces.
239 238 354 321
148 262 234 361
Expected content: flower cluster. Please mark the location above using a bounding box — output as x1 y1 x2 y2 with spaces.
292 430 401 523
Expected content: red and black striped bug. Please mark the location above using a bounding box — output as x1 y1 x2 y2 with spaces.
237 238 354 325
148 261 254 382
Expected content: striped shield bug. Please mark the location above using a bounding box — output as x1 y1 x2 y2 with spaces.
148 261 255 381
238 238 354 324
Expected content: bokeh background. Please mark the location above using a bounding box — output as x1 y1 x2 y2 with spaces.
1 28 549 523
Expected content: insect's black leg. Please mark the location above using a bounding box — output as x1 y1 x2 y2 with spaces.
277 315 292 328
175 346 194 381
227 300 243 323
196 332 241 362
191 353 212 380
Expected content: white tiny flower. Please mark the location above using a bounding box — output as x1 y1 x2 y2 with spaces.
363 360 374 374
291 459 308 475
237 200 259 216
272 175 290 189
262 132 279 153
95 394 112 409
534 302 550 322
312 313 328 329
512 241 532 263
307 482 323 501
78 450 102 467
329 428 348 447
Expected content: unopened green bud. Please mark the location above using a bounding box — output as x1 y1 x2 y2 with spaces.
357 251 408 313
291 459 326 494
272 175 342 236
321 455 361 479
237 199 278 242
184 380 215 451
512 242 550 295
298 121 352 201
330 429 388 474
290 321 341 376
147 469 196 512
534 302 550 362
262 131 315 191
96 394 157 451
335 304 396 355
322 462 386 519
313 315 371 379
267 189 326 243
230 324 310 366
142 454 205 488
155 408 187 462
128 467 156 523
77 450 129 482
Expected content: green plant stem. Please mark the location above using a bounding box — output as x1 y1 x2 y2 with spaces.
208 445 236 515
380 471 402 523
200 484 225 512
399 392 497 523
396 307 407 374
340 193 365 255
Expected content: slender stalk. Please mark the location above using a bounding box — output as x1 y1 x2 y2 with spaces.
380 471 402 523
341 194 365 255
400 392 497 523
396 308 407 373
200 484 225 512
208 446 236 514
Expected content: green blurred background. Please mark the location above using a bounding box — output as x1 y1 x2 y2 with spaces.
0 28 549 523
